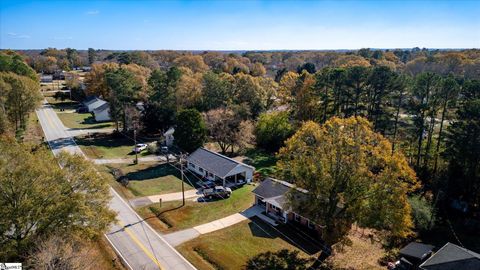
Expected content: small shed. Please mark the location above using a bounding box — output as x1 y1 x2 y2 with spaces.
399 242 435 266
163 127 174 146
93 102 111 122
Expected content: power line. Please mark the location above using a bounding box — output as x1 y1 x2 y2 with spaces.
114 130 332 268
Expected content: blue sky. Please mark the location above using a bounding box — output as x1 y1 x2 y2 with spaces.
1 0 479 50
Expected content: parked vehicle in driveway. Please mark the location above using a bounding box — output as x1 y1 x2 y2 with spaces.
132 143 147 153
199 180 216 189
76 105 88 113
203 186 232 200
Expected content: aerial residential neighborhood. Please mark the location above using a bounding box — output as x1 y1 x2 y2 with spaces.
1 1 479 270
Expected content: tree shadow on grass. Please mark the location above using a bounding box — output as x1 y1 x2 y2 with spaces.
51 100 79 110
108 203 186 234
75 134 134 156
247 216 323 256
125 163 181 181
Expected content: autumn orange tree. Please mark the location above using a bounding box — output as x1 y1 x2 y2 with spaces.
277 117 419 245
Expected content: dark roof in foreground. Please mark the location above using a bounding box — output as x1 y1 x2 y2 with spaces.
420 242 480 270
399 242 435 261
186 148 254 178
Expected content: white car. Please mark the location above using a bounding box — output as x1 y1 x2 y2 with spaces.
132 143 147 153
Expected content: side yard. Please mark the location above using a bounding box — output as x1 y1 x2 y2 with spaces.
239 149 278 177
105 162 194 198
76 133 153 159
137 185 255 233
327 229 385 270
57 112 114 129
176 217 311 270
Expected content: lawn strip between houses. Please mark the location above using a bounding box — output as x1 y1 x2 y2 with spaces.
137 185 255 233
76 133 152 159
57 112 115 129
107 162 194 197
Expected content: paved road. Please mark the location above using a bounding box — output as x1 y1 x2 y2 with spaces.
36 101 196 270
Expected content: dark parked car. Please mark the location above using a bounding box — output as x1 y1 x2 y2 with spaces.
203 186 232 200
199 180 216 189
76 106 88 113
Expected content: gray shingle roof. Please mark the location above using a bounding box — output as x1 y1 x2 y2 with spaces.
399 242 435 261
186 148 254 179
93 102 109 113
252 178 291 199
83 96 100 105
420 242 480 270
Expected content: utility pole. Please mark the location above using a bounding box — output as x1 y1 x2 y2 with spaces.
133 122 138 164
180 154 185 206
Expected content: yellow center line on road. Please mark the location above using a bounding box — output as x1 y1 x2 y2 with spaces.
117 220 164 270
41 103 163 269
43 108 58 132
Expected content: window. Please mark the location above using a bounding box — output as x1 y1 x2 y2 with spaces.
199 168 203 172
189 163 195 169
294 213 301 222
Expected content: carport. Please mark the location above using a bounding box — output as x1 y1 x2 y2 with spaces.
186 148 255 187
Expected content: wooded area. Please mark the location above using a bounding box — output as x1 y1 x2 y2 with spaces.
1 47 479 266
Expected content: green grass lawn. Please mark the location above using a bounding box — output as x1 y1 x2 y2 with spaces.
137 185 255 233
242 148 278 176
177 217 311 270
57 112 115 129
76 133 151 159
107 163 193 197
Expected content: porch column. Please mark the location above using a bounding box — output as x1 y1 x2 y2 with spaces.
222 177 225 187
235 174 237 184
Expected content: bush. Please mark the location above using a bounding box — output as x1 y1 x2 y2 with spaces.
147 143 158 154
408 195 436 231
255 111 294 153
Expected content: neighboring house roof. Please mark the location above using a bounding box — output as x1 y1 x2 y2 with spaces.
399 242 435 262
420 243 480 270
83 96 100 105
186 148 254 179
93 102 109 113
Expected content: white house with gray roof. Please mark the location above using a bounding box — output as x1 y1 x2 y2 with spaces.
186 148 255 187
92 102 111 122
83 96 107 112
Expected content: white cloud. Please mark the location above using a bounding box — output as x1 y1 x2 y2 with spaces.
7 32 30 39
86 10 100 15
